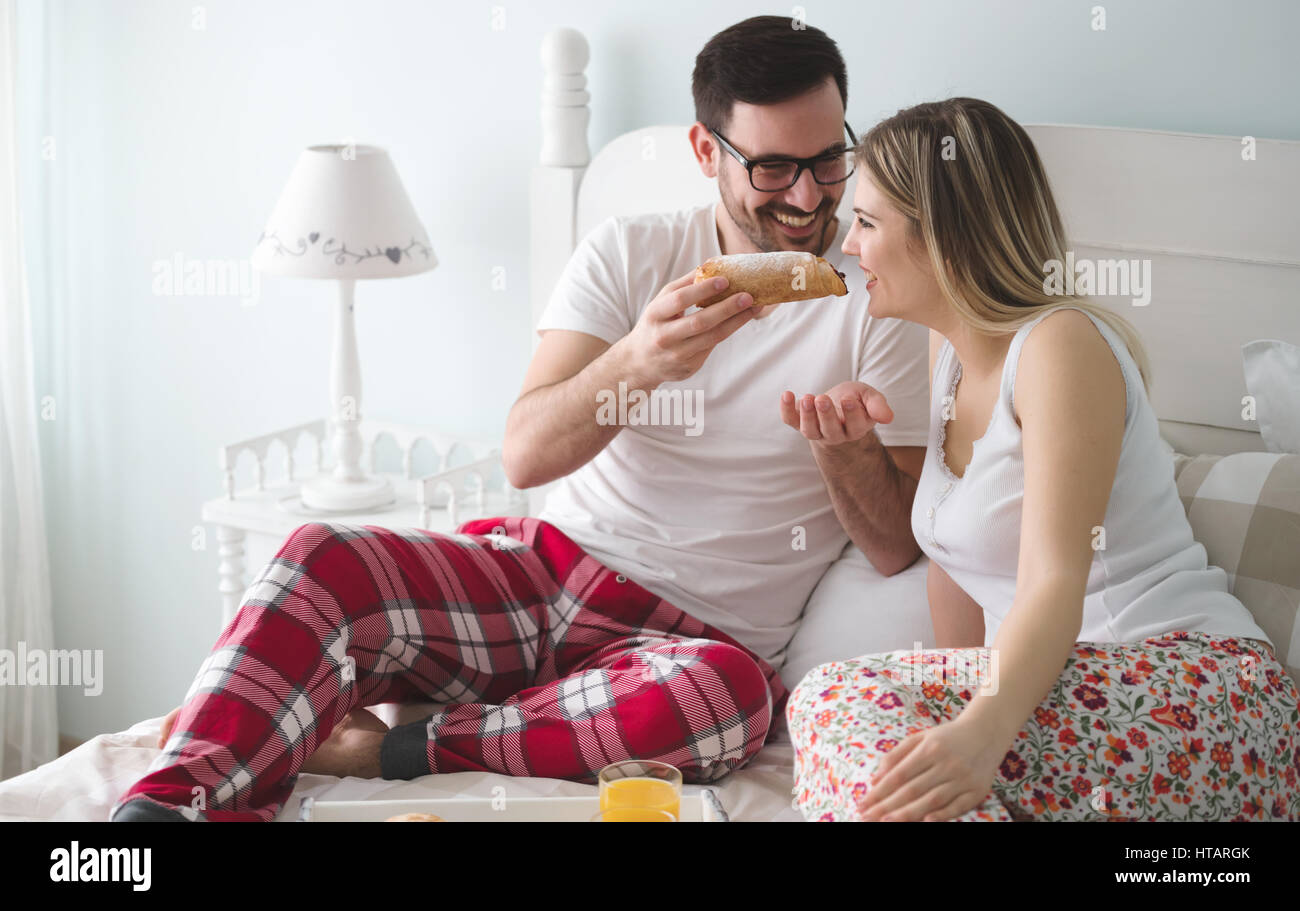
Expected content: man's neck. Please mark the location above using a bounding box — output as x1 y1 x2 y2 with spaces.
713 202 839 258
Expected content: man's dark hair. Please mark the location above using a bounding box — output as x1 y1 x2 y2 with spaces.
692 15 848 133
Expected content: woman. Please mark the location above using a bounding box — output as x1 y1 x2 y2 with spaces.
782 98 1299 821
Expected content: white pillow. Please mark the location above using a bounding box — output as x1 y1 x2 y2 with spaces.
779 541 934 692
1158 433 1191 477
1242 339 1300 453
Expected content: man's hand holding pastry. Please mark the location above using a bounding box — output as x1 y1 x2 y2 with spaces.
611 271 756 387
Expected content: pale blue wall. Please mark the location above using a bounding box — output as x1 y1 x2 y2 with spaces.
16 0 1298 740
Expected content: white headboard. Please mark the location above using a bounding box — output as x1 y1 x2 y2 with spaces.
529 29 1300 457
1025 125 1300 455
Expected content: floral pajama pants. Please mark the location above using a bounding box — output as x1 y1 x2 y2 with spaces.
788 632 1300 821
112 517 787 821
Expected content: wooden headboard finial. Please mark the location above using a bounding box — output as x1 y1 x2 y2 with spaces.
539 27 590 167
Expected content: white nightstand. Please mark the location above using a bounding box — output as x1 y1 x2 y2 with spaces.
201 418 528 628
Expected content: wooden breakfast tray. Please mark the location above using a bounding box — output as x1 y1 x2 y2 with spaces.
298 790 729 822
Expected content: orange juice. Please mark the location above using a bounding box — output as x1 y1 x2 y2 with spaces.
600 776 680 819
592 807 676 822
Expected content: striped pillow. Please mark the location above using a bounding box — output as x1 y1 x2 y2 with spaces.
1174 452 1300 687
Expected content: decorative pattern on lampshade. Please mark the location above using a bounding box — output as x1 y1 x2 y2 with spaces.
251 144 437 280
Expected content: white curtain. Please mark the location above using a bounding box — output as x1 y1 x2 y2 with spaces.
0 0 58 779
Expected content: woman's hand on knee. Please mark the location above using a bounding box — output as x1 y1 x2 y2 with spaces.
855 718 1003 822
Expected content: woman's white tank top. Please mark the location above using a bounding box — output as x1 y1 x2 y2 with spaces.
911 305 1271 648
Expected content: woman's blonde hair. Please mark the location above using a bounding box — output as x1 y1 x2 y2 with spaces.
854 97 1152 392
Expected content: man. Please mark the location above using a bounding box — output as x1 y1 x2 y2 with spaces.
509 15 928 665
111 16 927 822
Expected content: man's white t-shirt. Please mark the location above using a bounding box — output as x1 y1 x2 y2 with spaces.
534 202 929 667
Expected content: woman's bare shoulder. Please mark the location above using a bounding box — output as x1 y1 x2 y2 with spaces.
1013 307 1125 426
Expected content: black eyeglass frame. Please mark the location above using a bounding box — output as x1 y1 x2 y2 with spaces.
709 121 860 192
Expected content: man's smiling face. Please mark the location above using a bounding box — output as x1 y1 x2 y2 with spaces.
713 76 850 254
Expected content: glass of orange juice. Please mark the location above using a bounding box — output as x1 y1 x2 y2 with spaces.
598 760 682 820
588 808 676 822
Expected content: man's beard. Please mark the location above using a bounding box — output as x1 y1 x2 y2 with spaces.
718 180 837 254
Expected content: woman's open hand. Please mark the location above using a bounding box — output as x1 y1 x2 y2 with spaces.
855 716 1006 821
780 381 893 448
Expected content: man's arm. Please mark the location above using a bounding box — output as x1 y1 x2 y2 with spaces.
780 385 923 576
808 426 923 576
817 327 935 573
778 321 933 576
501 329 619 490
502 273 757 489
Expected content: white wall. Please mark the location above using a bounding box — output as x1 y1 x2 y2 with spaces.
16 0 1298 741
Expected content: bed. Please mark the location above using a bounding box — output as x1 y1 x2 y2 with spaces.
3 27 1298 822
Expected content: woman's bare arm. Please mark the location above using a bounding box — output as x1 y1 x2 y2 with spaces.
956 309 1126 745
927 559 985 648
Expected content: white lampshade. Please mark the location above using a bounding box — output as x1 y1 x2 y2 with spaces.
252 144 436 280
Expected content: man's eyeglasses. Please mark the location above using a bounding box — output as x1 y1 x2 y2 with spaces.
710 122 859 192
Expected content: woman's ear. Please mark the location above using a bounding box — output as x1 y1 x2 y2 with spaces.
687 122 720 178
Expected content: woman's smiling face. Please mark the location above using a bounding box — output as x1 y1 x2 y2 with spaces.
841 175 946 327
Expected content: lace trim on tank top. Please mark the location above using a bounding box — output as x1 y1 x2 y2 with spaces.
936 351 965 484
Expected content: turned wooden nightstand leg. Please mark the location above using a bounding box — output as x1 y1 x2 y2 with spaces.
216 525 246 628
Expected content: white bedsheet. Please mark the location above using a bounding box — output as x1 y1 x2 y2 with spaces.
0 702 803 822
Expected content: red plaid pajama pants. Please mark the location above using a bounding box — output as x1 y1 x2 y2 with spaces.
111 517 787 821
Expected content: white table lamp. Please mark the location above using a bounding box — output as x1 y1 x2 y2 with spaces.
252 144 436 511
